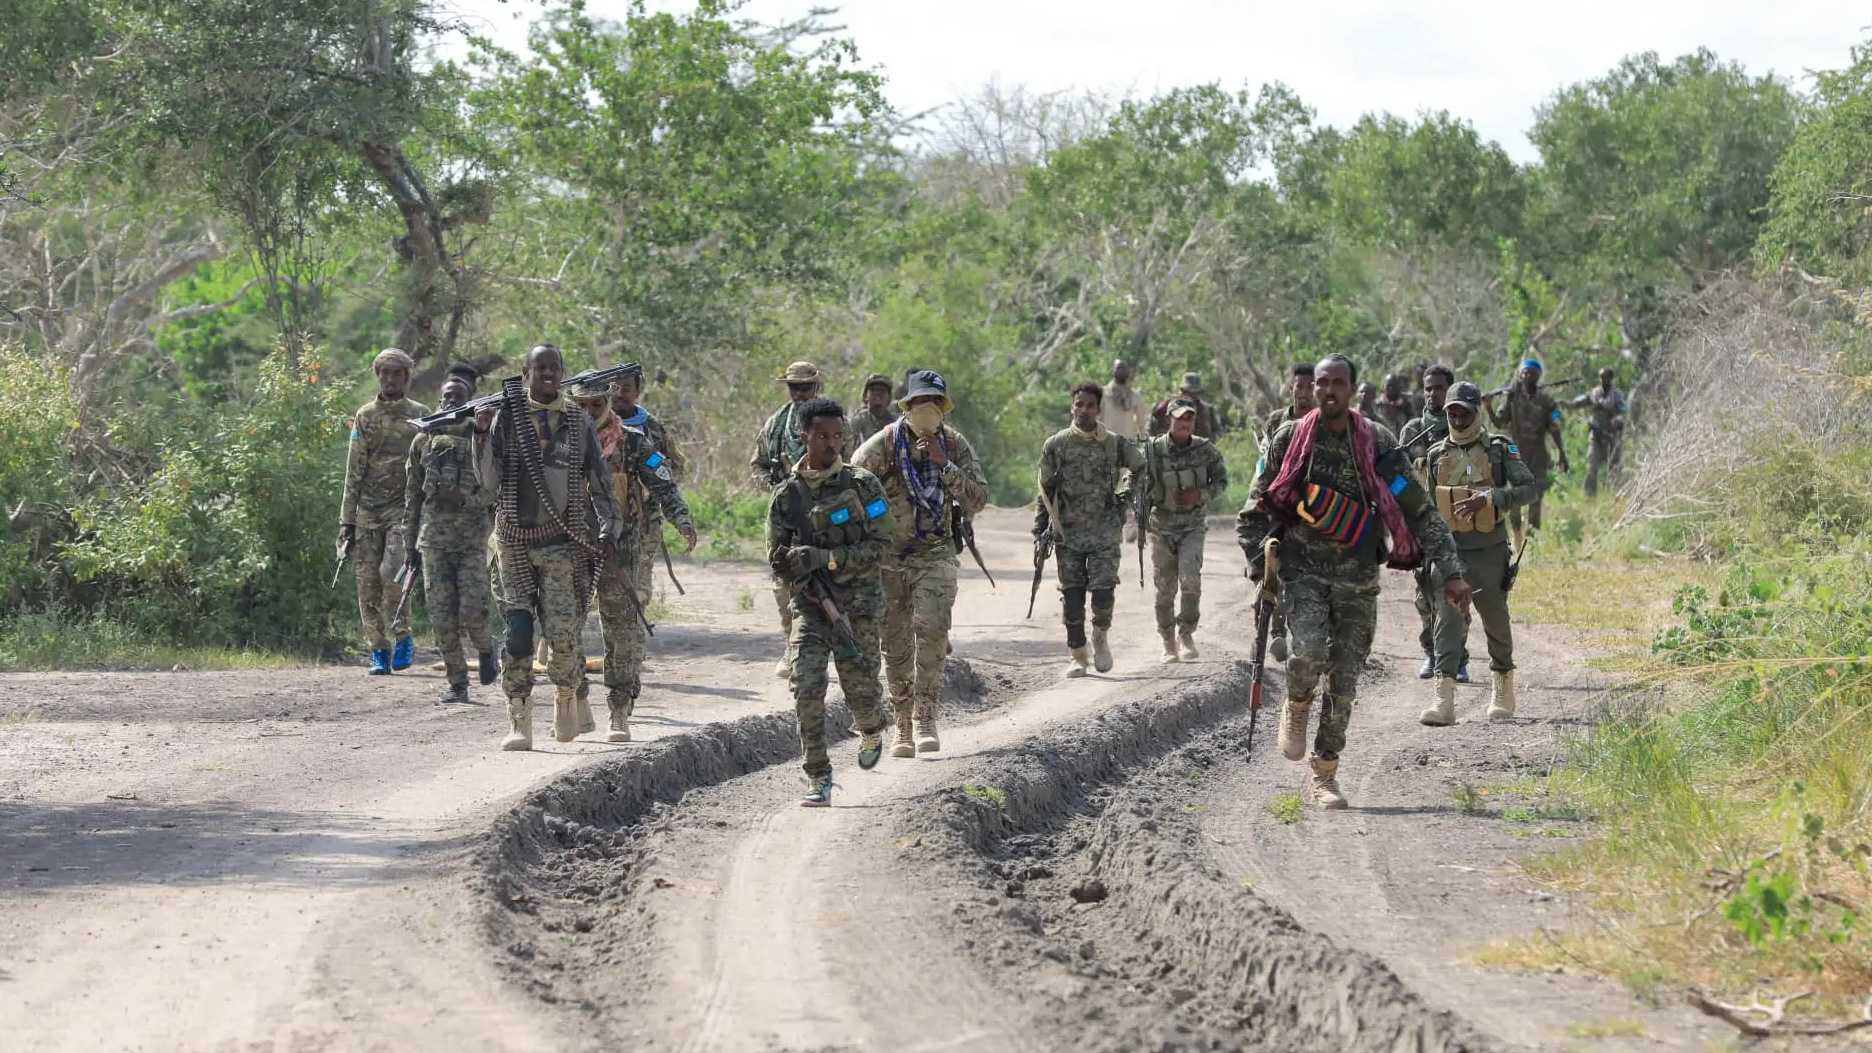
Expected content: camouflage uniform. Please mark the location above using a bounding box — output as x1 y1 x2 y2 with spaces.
1573 385 1626 497
1141 432 1228 637
1373 396 1416 438
617 406 683 608
1496 385 1563 531
1398 407 1459 668
846 405 900 455
340 393 430 652
766 464 892 781
1424 425 1536 679
476 396 623 747
752 401 810 658
592 411 694 723
404 426 496 691
852 420 990 749
1237 418 1463 764
1035 426 1146 649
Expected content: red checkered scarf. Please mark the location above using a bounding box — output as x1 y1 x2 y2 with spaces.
1265 408 1422 568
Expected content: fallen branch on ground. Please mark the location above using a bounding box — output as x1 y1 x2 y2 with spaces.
1685 989 1872 1037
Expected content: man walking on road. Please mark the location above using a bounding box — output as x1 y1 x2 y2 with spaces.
1150 373 1217 439
854 371 990 756
1571 367 1626 497
1037 382 1146 679
339 348 429 676
751 361 824 677
612 364 686 608
1239 354 1470 809
1417 382 1536 727
1400 364 1465 682
1104 359 1148 544
1142 398 1228 663
472 344 624 751
847 372 900 454
1483 358 1569 541
766 398 892 806
403 365 498 704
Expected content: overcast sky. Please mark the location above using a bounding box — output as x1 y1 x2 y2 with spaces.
447 0 1869 161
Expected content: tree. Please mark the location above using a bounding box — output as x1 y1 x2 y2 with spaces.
1760 35 1872 296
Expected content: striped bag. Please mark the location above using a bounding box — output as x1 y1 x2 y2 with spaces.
1296 482 1372 548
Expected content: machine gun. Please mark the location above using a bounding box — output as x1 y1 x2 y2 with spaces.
411 361 643 432
1246 536 1282 757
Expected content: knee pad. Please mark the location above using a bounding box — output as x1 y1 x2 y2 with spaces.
504 611 535 659
1061 586 1088 621
1090 587 1116 613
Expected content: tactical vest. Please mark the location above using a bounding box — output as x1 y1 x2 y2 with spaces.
1149 438 1211 505
789 470 887 549
1432 436 1508 534
422 433 477 511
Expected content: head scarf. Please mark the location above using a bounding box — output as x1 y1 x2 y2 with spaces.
892 421 949 540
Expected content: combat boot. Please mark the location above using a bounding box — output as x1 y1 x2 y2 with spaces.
1160 630 1180 665
1178 628 1200 661
1278 699 1311 762
1309 756 1348 809
774 656 790 678
575 679 596 735
1268 633 1289 663
891 709 916 758
915 707 941 754
1091 627 1114 673
1065 646 1091 679
1419 675 1457 727
438 684 470 705
1487 670 1517 722
606 690 631 743
553 684 581 743
1417 656 1434 680
500 697 533 751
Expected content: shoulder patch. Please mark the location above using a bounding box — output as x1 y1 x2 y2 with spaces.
1507 443 1520 455
1388 475 1409 496
654 464 673 482
865 498 890 520
1550 409 1563 423
645 451 665 469
829 507 852 525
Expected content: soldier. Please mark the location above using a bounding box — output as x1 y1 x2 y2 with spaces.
1419 382 1537 726
1372 372 1417 437
338 347 430 675
1258 362 1318 663
403 365 499 704
471 344 624 751
1238 354 1470 809
1150 373 1217 439
1571 367 1626 497
1483 358 1569 539
1399 364 1468 682
846 373 899 453
766 398 892 806
611 364 686 609
1141 398 1228 663
569 378 698 743
1104 359 1149 544
1357 382 1377 417
853 370 990 756
751 361 823 677
1036 382 1147 678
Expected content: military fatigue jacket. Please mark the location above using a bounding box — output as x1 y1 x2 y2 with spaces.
1423 429 1537 551
852 421 991 565
1573 386 1626 436
749 402 808 489
1373 397 1416 438
1035 426 1146 551
845 407 900 456
1142 433 1228 534
597 415 694 538
1237 418 1464 585
1498 386 1563 471
474 399 623 541
1398 408 1450 469
340 394 430 529
404 428 494 552
765 464 891 600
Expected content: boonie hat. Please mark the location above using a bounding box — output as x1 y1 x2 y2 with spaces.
898 370 954 414
781 361 822 385
1180 372 1203 393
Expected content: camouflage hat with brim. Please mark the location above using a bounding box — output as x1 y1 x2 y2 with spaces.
1447 381 1484 410
1180 372 1203 393
781 361 823 384
897 370 954 414
862 372 893 393
1167 397 1199 419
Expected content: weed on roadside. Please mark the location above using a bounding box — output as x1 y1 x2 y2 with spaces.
735 588 755 612
1563 1018 1646 1040
0 609 303 672
963 783 1008 809
1451 781 1486 815
1269 791 1303 825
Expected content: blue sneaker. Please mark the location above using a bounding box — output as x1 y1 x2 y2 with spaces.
391 635 414 671
800 776 835 808
368 649 391 675
1455 664 1471 685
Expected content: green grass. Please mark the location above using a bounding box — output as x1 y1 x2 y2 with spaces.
1269 790 1304 825
1562 1018 1646 1040
1450 781 1486 815
963 783 1008 809
0 610 303 672
671 481 770 563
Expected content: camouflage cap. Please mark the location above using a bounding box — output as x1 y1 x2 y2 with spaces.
1447 381 1484 410
1167 397 1198 419
780 361 822 384
862 372 892 393
373 347 415 373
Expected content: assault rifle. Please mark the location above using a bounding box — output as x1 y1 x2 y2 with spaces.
331 531 353 589
784 479 857 654
1028 483 1063 620
951 504 995 587
1134 457 1151 589
1246 536 1282 755
411 361 643 432
391 554 420 628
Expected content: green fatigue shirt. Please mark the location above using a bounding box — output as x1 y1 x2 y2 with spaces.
750 401 808 490
1498 385 1563 474
1141 433 1229 534
340 394 431 530
1236 419 1465 586
1423 429 1537 552
765 464 892 601
1572 385 1626 437
473 401 623 541
404 428 495 553
1373 397 1416 438
852 420 991 565
1398 407 1450 470
602 419 695 538
1034 427 1147 551
845 406 900 457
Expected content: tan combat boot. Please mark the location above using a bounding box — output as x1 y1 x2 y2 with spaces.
606 691 631 743
1488 670 1517 722
1309 755 1348 809
1278 698 1311 761
1178 628 1200 661
1160 630 1180 665
892 707 917 757
773 655 790 678
553 684 581 743
915 704 941 754
1066 646 1091 679
576 679 596 736
1091 627 1114 673
1419 675 1457 727
500 697 533 752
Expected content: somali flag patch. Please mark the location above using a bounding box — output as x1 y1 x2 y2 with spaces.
1388 475 1408 496
646 452 664 468
865 499 889 519
830 507 852 525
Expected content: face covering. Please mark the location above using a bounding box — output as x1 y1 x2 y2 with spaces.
796 454 844 484
906 403 944 438
1448 416 1483 444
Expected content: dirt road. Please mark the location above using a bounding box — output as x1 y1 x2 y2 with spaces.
1 509 1723 1052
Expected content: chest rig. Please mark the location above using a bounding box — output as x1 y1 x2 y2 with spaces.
423 433 476 510
1432 438 1505 533
787 470 885 550
1149 438 1210 506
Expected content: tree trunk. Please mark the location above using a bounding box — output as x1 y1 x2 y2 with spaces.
357 140 466 364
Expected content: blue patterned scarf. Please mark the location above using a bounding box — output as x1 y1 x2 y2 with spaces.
893 422 949 539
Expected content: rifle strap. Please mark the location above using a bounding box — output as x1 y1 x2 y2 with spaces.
495 376 598 615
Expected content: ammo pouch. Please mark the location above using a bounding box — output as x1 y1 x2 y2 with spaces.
1433 440 1503 534
791 473 886 550
1156 464 1209 505
1296 483 1372 548
424 439 472 511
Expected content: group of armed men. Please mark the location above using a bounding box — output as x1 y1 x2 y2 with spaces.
337 343 1627 810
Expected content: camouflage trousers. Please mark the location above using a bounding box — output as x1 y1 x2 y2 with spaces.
1055 543 1121 647
1435 542 1514 676
790 581 887 780
498 540 586 701
773 581 794 661
594 541 648 712
421 543 494 689
353 523 411 651
1584 430 1622 498
1280 570 1380 760
880 554 957 724
1150 525 1206 633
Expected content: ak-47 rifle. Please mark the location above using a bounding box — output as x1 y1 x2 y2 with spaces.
1246 536 1282 755
1501 529 1532 595
1484 376 1583 400
659 532 687 596
391 553 421 628
952 504 995 587
331 530 354 589
784 479 858 653
1028 481 1063 619
1135 444 1152 588
411 361 643 432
